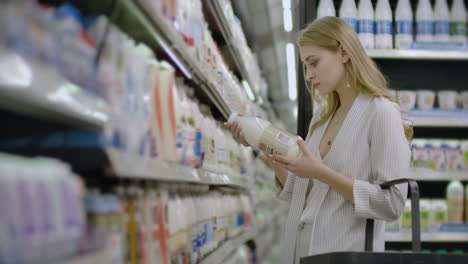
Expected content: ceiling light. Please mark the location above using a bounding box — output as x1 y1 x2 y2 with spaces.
286 43 297 101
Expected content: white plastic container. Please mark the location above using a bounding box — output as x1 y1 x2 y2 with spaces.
465 185 468 224
416 90 435 109
397 90 417 111
430 199 448 232
317 0 336 18
428 139 447 170
442 140 463 171
462 140 468 170
395 0 414 49
438 91 459 109
401 200 412 231
416 0 434 42
461 91 468 109
228 113 300 158
375 0 393 49
357 0 375 49
434 0 451 42
450 0 467 43
419 199 431 232
339 0 358 32
446 180 464 223
411 139 431 168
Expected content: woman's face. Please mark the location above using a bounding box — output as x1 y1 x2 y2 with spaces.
299 45 348 96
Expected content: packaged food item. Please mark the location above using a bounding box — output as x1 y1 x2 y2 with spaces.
228 113 300 158
419 199 431 232
427 139 446 170
417 90 435 109
411 139 431 168
430 199 448 232
442 140 463 171
438 91 459 109
397 90 416 111
447 180 464 223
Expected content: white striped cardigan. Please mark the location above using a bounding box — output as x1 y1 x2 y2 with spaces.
277 93 410 263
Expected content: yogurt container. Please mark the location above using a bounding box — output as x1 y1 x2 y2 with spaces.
438 91 459 109
397 90 416 111
417 90 435 109
461 91 468 109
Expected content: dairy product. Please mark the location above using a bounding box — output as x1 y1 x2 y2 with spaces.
442 140 463 171
228 113 300 158
357 0 375 49
447 180 464 223
427 139 446 170
411 139 432 168
417 90 435 109
395 0 414 49
339 0 358 32
401 200 412 231
438 91 459 109
397 90 416 111
463 140 468 170
375 0 393 49
461 91 468 109
416 0 434 42
434 0 451 42
317 0 336 18
450 0 467 43
430 200 448 232
420 199 431 232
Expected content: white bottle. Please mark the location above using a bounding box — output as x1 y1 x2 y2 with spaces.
228 113 300 158
446 180 464 223
434 0 451 42
339 0 358 32
317 0 336 18
430 200 448 232
465 184 468 223
416 0 434 42
375 0 393 49
450 0 467 43
419 199 431 232
357 0 375 49
395 0 414 49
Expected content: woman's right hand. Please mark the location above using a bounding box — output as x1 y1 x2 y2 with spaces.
262 153 288 185
224 120 250 147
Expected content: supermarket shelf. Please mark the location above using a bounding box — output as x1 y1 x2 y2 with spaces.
58 249 111 264
204 0 257 101
408 109 468 128
0 49 109 130
409 169 468 181
200 228 256 264
105 148 249 189
385 232 468 242
122 0 231 119
367 49 468 61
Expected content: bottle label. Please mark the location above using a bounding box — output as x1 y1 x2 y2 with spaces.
450 22 467 36
417 21 433 35
343 18 358 32
434 21 450 35
401 211 412 229
258 124 296 156
376 20 392 35
396 20 413 35
358 19 375 34
420 210 430 231
434 211 447 224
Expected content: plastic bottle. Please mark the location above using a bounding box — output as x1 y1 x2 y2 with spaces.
339 0 358 32
430 200 448 232
228 113 300 158
375 0 393 49
428 139 446 170
416 0 434 42
434 0 451 42
395 0 414 49
442 140 463 171
401 200 412 231
419 199 431 232
357 0 375 49
317 0 336 18
447 180 464 223
450 0 467 43
465 185 468 223
463 140 468 170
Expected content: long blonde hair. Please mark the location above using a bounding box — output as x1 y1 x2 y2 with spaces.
298 16 413 140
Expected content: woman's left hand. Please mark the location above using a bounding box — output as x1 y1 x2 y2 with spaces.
270 137 327 180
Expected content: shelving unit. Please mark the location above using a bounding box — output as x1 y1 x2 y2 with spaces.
59 249 111 264
367 49 468 61
204 0 258 101
385 232 468 242
0 49 109 130
200 228 257 264
408 110 468 128
409 169 468 182
106 148 250 189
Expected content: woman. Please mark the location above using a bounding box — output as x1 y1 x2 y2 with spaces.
226 16 413 263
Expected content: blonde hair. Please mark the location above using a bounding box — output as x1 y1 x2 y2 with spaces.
298 16 413 140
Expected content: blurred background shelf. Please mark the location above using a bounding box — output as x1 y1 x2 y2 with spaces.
200 228 256 264
0 49 109 130
408 110 468 127
409 169 468 181
385 232 468 242
367 49 468 61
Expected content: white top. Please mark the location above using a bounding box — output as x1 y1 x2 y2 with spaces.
277 93 410 263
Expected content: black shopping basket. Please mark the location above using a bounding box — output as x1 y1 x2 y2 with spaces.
300 179 468 264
